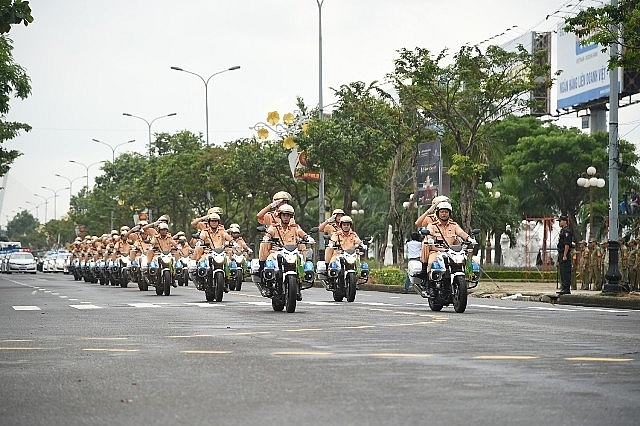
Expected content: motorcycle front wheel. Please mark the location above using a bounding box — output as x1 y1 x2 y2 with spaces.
346 272 357 303
452 276 468 313
162 270 171 296
285 275 297 313
235 273 243 291
214 272 225 302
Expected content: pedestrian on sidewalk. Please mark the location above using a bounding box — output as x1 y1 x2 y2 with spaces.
557 215 573 295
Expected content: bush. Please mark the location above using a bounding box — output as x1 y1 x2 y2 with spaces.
370 267 405 285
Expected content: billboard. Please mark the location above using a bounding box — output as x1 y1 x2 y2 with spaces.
501 31 552 116
415 141 442 207
556 21 620 109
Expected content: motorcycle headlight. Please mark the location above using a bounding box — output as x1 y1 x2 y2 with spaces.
265 259 276 269
303 260 314 272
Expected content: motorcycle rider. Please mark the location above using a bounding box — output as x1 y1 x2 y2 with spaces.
326 215 364 264
415 195 450 228
148 222 178 287
422 201 473 296
228 224 253 254
195 213 233 261
319 208 345 237
192 207 224 231
264 203 310 300
257 191 295 278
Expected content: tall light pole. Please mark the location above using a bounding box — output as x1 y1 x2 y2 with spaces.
69 160 106 190
170 65 241 145
122 112 177 156
54 173 87 200
91 138 135 162
25 200 39 222
41 186 69 220
316 0 327 254
577 167 606 241
33 193 51 223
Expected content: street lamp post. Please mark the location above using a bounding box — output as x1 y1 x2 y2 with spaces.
316 0 326 254
577 167 606 241
54 173 87 200
484 182 501 264
69 160 106 190
122 112 177 156
41 186 69 220
33 193 52 223
25 200 39 222
91 138 135 162
170 65 240 146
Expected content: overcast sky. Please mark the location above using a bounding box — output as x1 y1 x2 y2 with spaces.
2 0 638 227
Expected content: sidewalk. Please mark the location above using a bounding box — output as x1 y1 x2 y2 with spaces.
356 280 640 310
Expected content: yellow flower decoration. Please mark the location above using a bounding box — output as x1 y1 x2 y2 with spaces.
282 136 296 149
301 123 309 134
257 128 269 140
283 113 295 125
267 111 280 126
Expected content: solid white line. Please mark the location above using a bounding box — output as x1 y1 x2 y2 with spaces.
12 306 41 311
69 304 102 310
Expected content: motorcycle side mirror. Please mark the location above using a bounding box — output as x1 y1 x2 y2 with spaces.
191 233 200 239
419 227 431 236
363 236 374 244
256 225 267 233
308 226 319 234
470 228 481 236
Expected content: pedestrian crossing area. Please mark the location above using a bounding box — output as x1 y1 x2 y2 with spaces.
9 299 631 314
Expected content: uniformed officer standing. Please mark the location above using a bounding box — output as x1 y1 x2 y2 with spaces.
579 240 590 290
571 242 579 291
556 215 573 295
589 240 603 291
630 240 639 291
599 240 609 291
620 240 629 286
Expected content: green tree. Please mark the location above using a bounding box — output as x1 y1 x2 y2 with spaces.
0 0 33 176
564 0 640 70
391 44 553 231
7 208 37 239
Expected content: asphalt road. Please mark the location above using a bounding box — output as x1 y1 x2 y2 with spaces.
1 272 639 426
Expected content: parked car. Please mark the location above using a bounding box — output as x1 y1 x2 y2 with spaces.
53 252 71 273
6 251 37 274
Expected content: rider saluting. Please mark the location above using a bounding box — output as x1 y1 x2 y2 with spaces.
422 202 472 283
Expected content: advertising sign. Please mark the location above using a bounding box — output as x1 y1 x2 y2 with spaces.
556 21 618 109
415 141 441 207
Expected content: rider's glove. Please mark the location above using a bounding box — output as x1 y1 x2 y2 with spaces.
467 237 477 245
270 199 283 209
131 225 140 232
305 236 316 244
247 248 254 254
328 214 336 223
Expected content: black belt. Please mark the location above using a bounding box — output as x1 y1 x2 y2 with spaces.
409 258 420 261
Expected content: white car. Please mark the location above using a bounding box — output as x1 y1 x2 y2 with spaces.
6 252 37 274
53 252 71 273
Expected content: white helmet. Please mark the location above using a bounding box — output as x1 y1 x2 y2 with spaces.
435 201 452 213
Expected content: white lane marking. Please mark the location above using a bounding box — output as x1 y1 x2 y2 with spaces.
183 303 224 308
238 301 271 306
12 306 41 311
58 296 68 299
127 303 163 308
355 302 394 307
468 304 518 310
69 304 102 310
304 301 339 306
69 299 78 301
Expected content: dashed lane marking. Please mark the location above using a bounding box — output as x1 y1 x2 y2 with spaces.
1 339 33 342
127 303 163 308
473 355 539 360
166 334 214 339
284 328 323 333
0 347 45 350
69 304 102 310
565 357 634 362
77 337 128 341
12 306 41 311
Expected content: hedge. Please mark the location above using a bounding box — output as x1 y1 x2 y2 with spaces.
369 266 557 284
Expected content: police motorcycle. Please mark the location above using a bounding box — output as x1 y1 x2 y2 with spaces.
408 228 480 313
251 226 317 313
174 251 191 287
228 246 251 291
109 251 132 288
147 247 176 296
70 256 83 281
192 240 232 303
316 236 372 302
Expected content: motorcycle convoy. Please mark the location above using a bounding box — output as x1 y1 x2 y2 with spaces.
67 199 480 314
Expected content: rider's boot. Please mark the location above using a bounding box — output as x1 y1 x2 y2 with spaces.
296 287 302 301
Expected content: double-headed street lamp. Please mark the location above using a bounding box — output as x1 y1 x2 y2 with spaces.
69 160 106 190
91 138 135 162
33 193 52 223
577 166 606 240
170 65 241 145
122 112 177 156
54 173 87 200
41 186 69 221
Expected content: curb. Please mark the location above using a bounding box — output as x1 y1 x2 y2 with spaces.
332 282 640 310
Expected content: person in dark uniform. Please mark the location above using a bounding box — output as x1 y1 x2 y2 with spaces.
557 215 573 295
